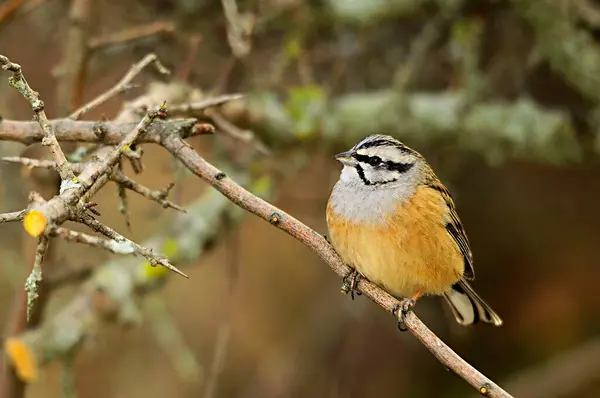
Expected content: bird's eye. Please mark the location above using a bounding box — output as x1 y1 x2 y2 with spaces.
368 156 382 166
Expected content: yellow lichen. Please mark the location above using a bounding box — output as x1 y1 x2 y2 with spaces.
4 338 38 383
23 210 47 237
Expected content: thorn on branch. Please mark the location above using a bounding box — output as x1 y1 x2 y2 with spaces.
76 214 188 278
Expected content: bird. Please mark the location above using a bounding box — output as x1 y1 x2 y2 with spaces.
325 134 502 330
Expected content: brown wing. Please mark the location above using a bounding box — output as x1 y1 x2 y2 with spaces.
426 181 475 280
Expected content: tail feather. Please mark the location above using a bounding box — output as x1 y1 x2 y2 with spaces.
443 279 503 326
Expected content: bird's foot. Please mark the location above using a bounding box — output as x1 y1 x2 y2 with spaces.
341 269 362 300
392 291 421 332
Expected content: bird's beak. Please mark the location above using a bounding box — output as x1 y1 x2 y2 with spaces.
333 150 356 166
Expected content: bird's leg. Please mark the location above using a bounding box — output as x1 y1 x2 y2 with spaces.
392 290 421 332
341 269 362 300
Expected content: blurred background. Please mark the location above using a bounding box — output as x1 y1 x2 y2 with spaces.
1 0 600 397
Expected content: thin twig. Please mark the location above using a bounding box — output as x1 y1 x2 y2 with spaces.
116 160 131 229
69 53 170 120
168 93 245 114
0 210 25 223
24 237 48 322
0 54 75 181
76 214 188 278
49 227 142 255
113 176 184 212
220 0 253 58
162 134 513 398
205 109 270 155
176 34 203 82
88 21 175 52
2 157 185 212
56 0 94 115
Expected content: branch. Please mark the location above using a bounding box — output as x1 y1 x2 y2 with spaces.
2 157 185 212
56 0 94 115
16 104 188 280
162 134 513 398
0 54 75 180
24 237 48 321
168 93 245 114
3 170 265 381
0 210 25 223
220 0 254 58
76 213 187 278
88 21 175 53
69 53 170 120
0 118 203 145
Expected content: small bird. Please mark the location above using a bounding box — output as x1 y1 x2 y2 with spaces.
326 134 502 329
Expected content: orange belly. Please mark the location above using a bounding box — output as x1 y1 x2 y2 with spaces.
326 186 464 298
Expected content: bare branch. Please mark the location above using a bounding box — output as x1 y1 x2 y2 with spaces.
4 180 257 379
0 54 75 181
56 0 94 115
24 237 48 321
114 177 184 212
0 210 26 223
0 118 201 145
206 109 270 155
3 157 185 212
49 227 140 255
16 104 188 279
76 214 188 278
88 21 175 52
168 93 245 114
220 0 254 58
69 53 170 120
162 134 513 398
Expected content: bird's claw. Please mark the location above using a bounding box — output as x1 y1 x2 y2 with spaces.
392 299 416 332
341 269 362 300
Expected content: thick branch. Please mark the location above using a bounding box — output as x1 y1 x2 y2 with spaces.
0 118 199 146
162 135 512 397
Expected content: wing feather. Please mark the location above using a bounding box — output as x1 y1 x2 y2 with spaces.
426 181 475 280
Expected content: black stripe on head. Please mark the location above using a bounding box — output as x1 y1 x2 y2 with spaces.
355 164 371 185
357 139 397 150
354 154 414 174
355 136 415 155
354 163 399 186
386 161 414 173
